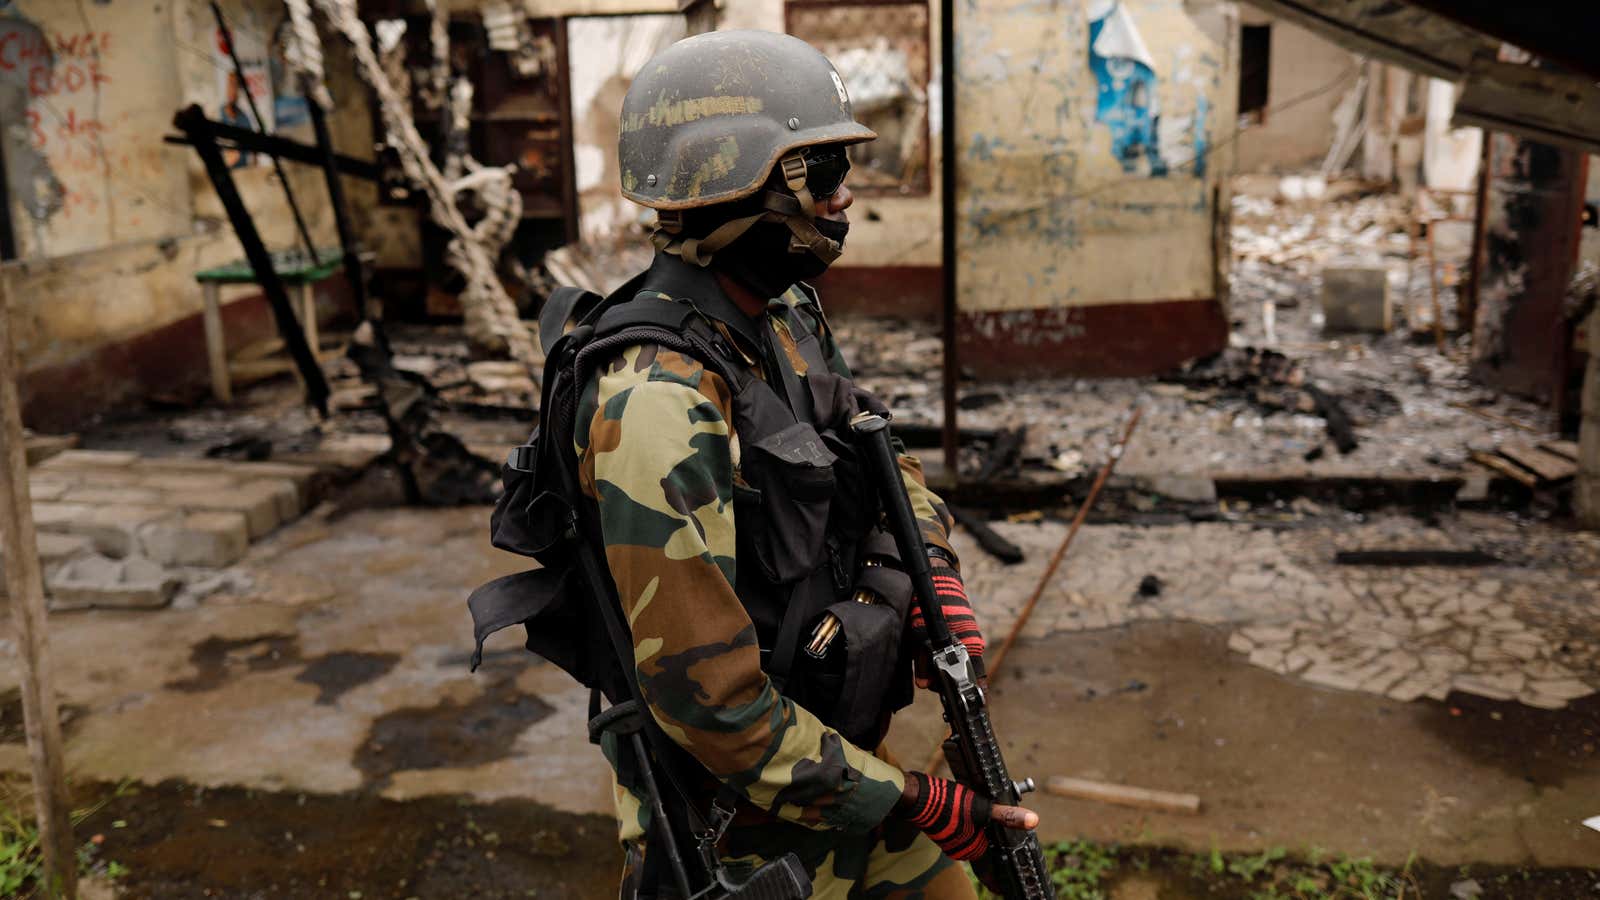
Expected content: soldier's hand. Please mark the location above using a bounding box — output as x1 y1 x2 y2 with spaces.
895 772 1038 861
990 804 1040 830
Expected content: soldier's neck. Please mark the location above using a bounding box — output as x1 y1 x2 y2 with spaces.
715 271 768 320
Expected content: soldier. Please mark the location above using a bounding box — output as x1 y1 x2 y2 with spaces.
483 29 1040 900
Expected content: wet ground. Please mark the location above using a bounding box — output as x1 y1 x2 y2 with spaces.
71 779 618 900
0 499 1596 896
4 179 1598 895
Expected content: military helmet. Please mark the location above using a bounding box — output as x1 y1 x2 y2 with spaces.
619 29 876 212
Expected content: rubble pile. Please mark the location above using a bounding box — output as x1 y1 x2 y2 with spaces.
840 178 1544 485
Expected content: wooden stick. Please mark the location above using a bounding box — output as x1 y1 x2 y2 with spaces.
1044 775 1201 815
922 403 1143 774
0 271 78 898
1469 450 1539 489
1448 401 1544 434
988 404 1142 679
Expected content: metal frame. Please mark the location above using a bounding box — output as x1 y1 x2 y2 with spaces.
173 105 331 415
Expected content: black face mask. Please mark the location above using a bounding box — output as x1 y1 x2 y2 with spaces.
715 216 850 302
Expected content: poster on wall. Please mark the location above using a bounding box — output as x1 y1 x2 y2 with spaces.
1087 0 1209 179
270 16 309 131
213 13 274 167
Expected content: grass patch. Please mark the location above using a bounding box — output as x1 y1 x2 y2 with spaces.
967 840 1429 900
1 780 131 898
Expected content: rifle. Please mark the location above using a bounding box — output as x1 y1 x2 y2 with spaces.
850 412 1055 900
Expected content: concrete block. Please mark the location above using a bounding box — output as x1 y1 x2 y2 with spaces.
164 485 281 538
131 457 237 475
61 486 166 507
135 458 320 506
78 506 182 558
134 472 240 494
36 449 141 470
230 462 319 503
0 532 95 581
46 553 179 611
25 478 70 502
32 502 94 533
23 432 78 465
1320 266 1392 333
243 477 302 521
139 511 250 568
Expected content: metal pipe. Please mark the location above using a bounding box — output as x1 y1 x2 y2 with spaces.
210 2 319 262
939 0 959 476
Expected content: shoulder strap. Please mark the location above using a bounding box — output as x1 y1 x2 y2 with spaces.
539 270 654 356
539 286 601 357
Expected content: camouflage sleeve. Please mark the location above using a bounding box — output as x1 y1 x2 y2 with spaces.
576 343 906 833
897 452 959 567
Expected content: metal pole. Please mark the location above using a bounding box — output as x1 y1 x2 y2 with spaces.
939 0 959 475
176 106 331 415
0 271 77 899
303 90 368 317
210 1 318 262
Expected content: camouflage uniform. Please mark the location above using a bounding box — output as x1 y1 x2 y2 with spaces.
575 285 973 899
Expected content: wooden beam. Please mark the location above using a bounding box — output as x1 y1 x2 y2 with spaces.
0 271 77 897
1499 442 1577 484
1045 775 1201 816
1469 450 1539 490
1454 59 1600 156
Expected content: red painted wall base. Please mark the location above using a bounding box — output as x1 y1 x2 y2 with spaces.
19 286 340 432
815 265 1228 377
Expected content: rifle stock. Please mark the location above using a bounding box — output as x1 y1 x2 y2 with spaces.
849 413 1055 900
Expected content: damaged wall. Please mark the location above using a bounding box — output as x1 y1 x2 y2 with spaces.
568 14 687 245
951 0 1237 376
1234 11 1358 173
0 0 375 431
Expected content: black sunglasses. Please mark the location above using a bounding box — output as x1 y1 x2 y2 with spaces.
801 146 851 199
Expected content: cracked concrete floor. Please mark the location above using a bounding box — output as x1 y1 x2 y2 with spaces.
1 503 1597 881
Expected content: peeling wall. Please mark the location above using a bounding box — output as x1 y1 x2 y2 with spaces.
955 0 1236 313
1234 12 1358 173
0 0 189 259
1 0 375 429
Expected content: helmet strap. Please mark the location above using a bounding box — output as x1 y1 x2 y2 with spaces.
652 211 765 266
775 150 842 263
648 151 843 267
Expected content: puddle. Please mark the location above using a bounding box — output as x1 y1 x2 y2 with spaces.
294 651 400 705
166 634 302 692
354 674 554 789
1418 690 1600 787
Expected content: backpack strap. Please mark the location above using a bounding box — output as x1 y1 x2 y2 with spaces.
539 286 602 357
539 270 654 356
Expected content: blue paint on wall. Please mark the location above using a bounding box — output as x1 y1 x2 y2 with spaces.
1088 1 1168 177
1191 94 1208 178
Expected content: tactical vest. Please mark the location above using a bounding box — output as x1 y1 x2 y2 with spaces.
468 253 915 751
